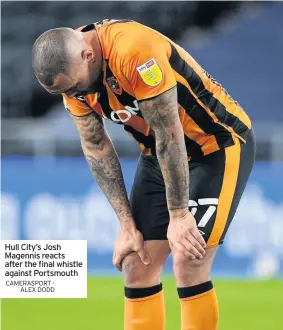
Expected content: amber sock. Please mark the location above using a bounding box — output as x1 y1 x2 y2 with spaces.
178 281 219 330
124 283 165 330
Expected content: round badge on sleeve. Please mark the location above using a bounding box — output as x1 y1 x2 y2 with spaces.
137 58 163 86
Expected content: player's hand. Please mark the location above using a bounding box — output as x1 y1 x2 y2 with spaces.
167 210 206 260
113 225 150 271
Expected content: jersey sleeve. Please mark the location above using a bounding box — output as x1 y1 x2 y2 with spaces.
121 38 177 101
62 93 95 117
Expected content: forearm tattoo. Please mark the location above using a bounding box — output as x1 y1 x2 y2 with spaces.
71 112 132 222
139 87 189 211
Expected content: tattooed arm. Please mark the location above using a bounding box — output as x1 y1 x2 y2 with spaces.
139 87 189 216
71 112 133 227
71 111 150 269
139 87 206 257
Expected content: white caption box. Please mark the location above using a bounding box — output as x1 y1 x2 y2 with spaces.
0 240 87 298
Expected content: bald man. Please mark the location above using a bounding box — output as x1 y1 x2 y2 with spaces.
32 19 255 330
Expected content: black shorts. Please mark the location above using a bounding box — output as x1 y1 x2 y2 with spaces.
130 129 256 248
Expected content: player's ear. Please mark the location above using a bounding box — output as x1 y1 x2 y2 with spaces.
82 49 96 63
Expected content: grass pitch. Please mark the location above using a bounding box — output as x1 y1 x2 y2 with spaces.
1 277 282 330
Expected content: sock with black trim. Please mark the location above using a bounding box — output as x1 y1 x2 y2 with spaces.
124 283 165 330
178 281 219 330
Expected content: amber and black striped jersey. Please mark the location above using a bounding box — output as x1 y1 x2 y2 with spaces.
63 19 252 159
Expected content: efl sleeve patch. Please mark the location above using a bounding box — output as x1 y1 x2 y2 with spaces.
137 58 163 87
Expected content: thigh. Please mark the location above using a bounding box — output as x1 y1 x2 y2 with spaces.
189 129 256 248
130 154 169 241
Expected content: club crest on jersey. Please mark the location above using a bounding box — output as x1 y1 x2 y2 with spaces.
107 76 122 94
137 58 163 87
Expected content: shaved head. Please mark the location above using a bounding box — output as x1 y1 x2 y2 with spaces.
32 26 103 97
32 28 81 87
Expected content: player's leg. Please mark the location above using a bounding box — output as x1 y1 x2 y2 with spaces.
173 129 256 330
173 246 219 330
123 240 170 330
123 154 171 330
123 240 170 288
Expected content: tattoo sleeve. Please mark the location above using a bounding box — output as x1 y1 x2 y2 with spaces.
139 87 189 212
71 112 133 225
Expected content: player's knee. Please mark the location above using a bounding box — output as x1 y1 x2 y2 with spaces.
172 250 191 268
172 251 209 285
122 252 161 288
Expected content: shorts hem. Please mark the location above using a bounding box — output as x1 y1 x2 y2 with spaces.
143 237 168 241
143 238 225 247
206 240 224 248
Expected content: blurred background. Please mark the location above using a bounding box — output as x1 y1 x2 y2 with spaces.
1 1 283 330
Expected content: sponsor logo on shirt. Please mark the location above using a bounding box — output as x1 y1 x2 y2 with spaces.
110 100 140 123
